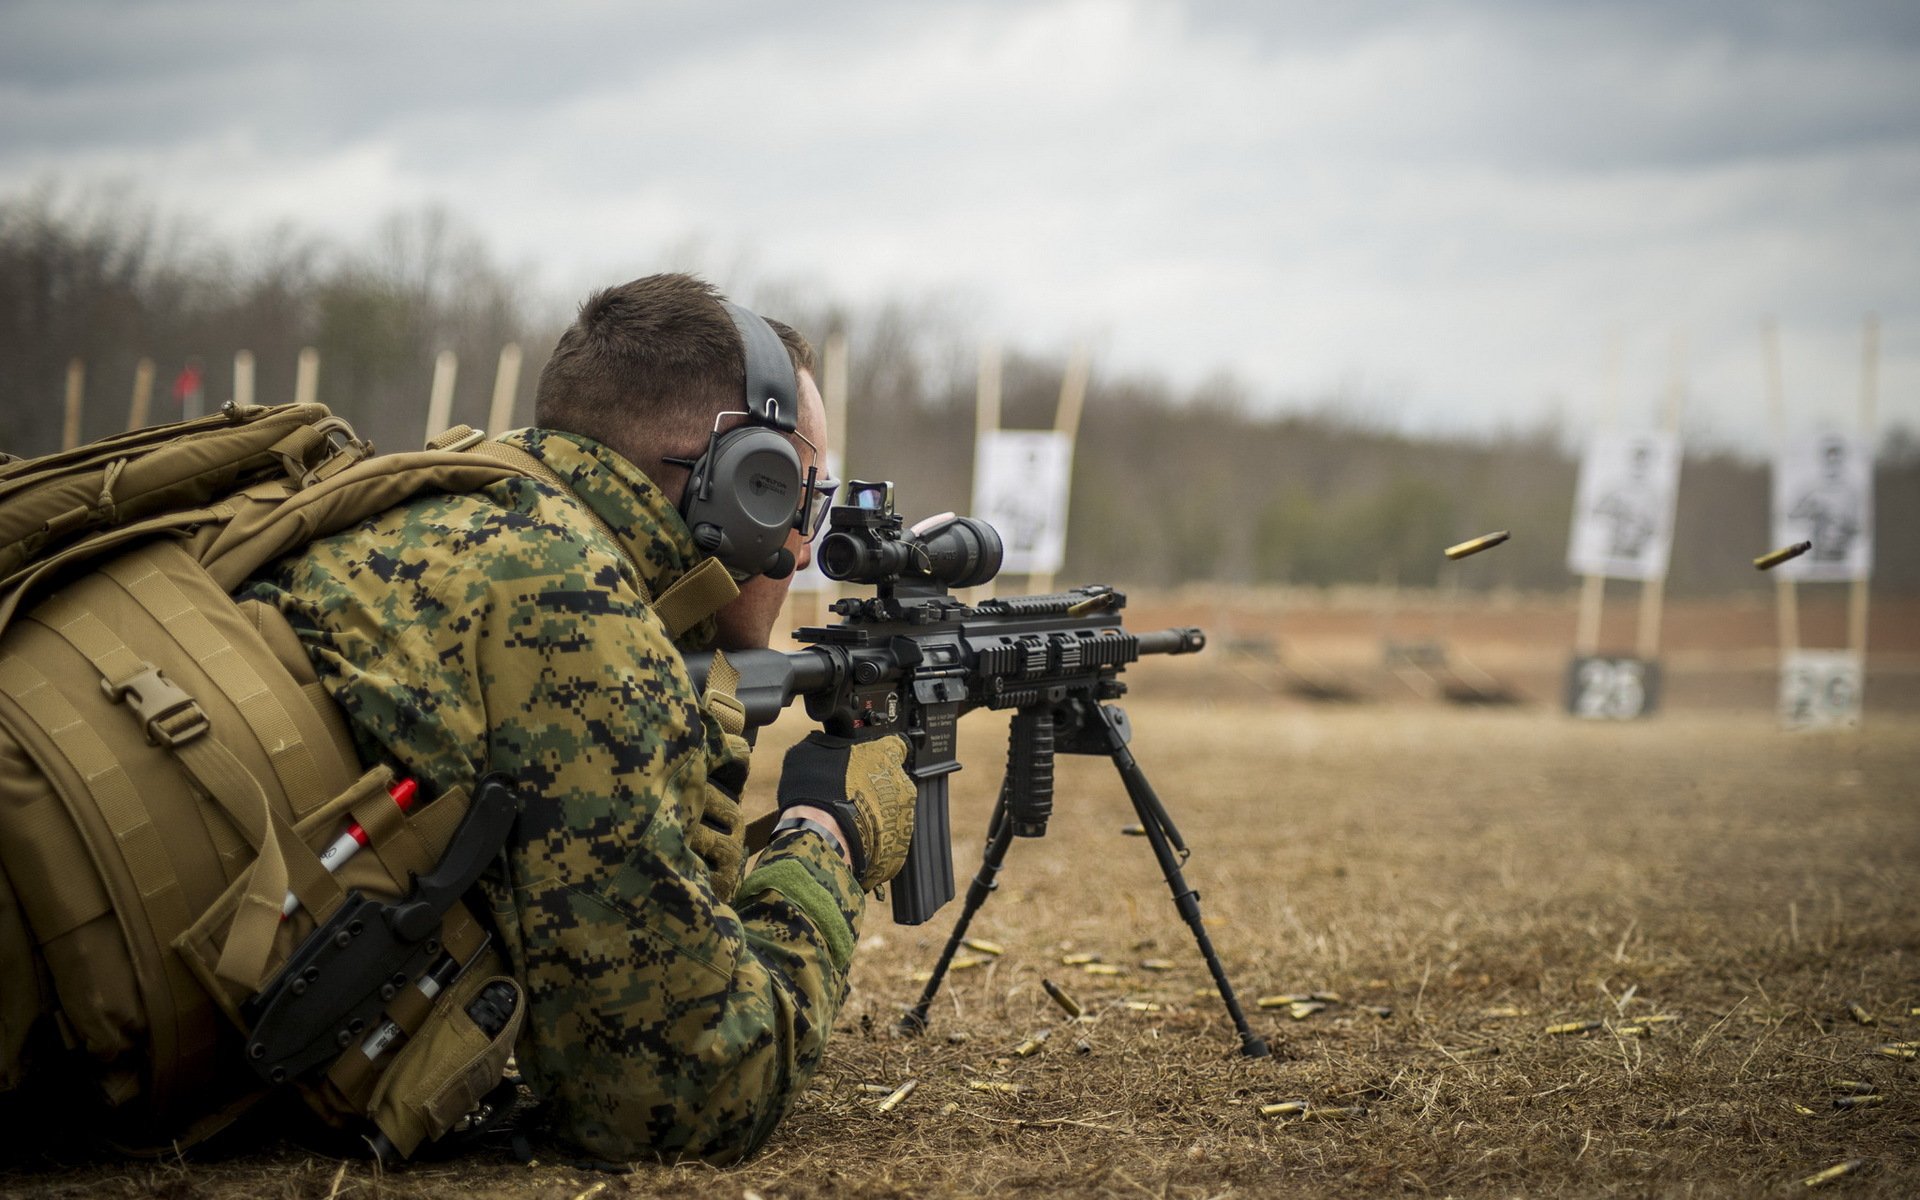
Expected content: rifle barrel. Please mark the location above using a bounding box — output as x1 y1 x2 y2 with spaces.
1134 627 1206 656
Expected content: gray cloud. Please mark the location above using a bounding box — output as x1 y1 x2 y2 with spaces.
2 0 1914 446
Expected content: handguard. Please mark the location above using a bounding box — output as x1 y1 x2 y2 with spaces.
241 773 520 1084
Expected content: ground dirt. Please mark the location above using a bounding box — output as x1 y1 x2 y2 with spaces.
4 592 1917 1198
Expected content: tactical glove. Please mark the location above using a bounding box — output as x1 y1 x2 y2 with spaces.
688 670 753 901
776 731 915 891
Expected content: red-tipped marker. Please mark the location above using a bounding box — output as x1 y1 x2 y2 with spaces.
281 778 420 918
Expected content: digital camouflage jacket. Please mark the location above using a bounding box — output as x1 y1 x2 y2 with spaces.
240 429 864 1163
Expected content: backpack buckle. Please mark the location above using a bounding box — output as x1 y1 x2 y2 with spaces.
103 666 209 748
300 418 375 489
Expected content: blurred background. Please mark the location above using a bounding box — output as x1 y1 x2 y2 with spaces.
2 0 1915 600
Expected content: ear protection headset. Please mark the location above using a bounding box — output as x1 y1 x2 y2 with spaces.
671 300 827 580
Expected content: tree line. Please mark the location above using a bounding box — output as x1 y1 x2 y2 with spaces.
3 183 1913 596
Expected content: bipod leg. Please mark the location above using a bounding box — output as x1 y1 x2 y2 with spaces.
899 784 1016 1036
1096 704 1270 1058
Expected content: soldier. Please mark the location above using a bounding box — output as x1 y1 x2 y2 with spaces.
240 273 916 1163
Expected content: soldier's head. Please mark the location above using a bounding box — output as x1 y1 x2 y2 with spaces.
534 273 828 649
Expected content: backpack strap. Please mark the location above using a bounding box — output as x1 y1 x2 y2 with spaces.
0 648 215 1113
28 580 343 993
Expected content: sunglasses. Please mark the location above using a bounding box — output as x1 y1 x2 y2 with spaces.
798 473 839 542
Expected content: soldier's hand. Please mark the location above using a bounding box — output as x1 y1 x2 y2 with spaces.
777 732 915 891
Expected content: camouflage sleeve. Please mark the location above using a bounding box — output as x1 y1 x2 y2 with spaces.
475 557 867 1164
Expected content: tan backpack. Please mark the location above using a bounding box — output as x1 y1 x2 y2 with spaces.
0 403 546 1157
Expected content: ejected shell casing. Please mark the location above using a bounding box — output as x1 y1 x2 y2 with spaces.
1755 540 1813 570
1075 1039 1093 1055
910 969 934 983
1259 1100 1309 1118
1309 991 1343 1004
1289 1001 1328 1020
1612 1024 1649 1038
858 1083 895 1094
1061 952 1101 966
967 1080 1022 1095
1258 994 1313 1009
1083 963 1123 976
1846 1002 1875 1026
1801 1160 1865 1188
1545 1020 1603 1035
1013 1029 1051 1057
1793 1103 1818 1116
1065 591 1117 617
939 1101 959 1116
1120 823 1147 836
1872 1044 1917 1060
1140 959 1176 972
1832 1094 1884 1110
1830 1080 1877 1095
1042 979 1083 1019
1637 1014 1680 1025
1909 1006 1920 1017
1444 530 1510 561
963 938 1005 956
949 955 986 971
1482 1005 1524 1019
1123 1001 1163 1013
875 1079 918 1114
946 1030 971 1044
1302 1105 1364 1121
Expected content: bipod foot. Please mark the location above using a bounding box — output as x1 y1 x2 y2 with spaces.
896 1006 930 1038
1239 1032 1272 1059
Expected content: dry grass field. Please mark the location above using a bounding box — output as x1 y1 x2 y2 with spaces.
5 596 1918 1198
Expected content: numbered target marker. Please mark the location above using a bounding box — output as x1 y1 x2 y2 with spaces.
1565 656 1661 720
1779 650 1862 730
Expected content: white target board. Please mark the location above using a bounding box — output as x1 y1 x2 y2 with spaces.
787 449 843 594
973 430 1073 576
1567 431 1681 581
1772 433 1873 582
1779 649 1863 730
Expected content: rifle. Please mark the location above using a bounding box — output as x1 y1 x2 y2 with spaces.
692 481 1269 1056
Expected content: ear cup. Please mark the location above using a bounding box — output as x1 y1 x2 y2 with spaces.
682 424 804 579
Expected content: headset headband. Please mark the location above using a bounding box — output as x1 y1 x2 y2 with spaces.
719 300 798 432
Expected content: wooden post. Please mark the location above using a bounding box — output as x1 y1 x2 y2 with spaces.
233 349 255 409
1576 574 1605 655
425 350 458 443
62 359 85 451
1574 332 1621 652
1851 315 1877 658
1762 319 1797 654
126 358 154 431
487 342 523 434
819 328 850 618
1634 333 1685 659
971 343 1002 601
1029 344 1088 595
294 348 320 407
976 342 1002 445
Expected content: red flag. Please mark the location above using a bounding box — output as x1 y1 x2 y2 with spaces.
170 362 203 404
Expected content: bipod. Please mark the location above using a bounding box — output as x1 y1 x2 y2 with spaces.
899 698 1270 1058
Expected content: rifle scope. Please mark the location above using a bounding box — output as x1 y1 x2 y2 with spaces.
816 481 1004 589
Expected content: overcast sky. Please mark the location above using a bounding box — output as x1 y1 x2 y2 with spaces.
4 0 1916 448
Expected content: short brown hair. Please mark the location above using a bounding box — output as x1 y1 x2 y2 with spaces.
534 273 814 461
